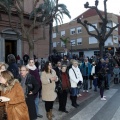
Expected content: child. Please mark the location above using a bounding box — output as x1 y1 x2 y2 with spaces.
113 64 120 84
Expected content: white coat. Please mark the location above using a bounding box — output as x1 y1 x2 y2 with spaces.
69 65 83 88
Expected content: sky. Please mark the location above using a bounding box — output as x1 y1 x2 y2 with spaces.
59 0 120 24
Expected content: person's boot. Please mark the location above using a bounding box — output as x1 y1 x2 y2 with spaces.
74 96 79 107
50 109 54 118
72 96 77 108
46 112 52 120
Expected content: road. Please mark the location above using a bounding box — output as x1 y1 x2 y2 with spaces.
62 84 120 120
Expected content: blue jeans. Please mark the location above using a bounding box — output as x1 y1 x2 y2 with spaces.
35 94 40 115
83 76 88 90
106 74 111 88
93 78 98 90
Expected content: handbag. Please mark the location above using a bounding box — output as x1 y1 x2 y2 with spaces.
77 81 82 89
55 80 62 93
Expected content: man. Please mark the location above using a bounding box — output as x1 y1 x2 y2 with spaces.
7 54 19 79
80 58 91 92
61 55 69 66
23 53 29 65
54 61 62 78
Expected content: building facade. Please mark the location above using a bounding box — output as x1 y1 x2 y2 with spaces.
52 9 120 58
0 0 49 62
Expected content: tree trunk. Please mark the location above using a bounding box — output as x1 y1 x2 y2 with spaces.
49 22 53 55
28 40 34 58
99 41 105 58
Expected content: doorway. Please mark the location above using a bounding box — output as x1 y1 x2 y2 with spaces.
5 40 17 62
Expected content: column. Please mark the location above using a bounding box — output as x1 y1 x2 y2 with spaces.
0 37 5 62
17 39 22 58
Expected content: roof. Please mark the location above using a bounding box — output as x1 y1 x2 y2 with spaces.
74 8 105 20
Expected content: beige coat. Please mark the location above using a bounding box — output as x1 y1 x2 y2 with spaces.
41 69 58 101
0 80 30 120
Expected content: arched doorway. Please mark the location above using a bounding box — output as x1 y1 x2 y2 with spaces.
5 40 17 62
0 28 22 62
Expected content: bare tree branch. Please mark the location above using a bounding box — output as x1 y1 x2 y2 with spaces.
105 23 120 40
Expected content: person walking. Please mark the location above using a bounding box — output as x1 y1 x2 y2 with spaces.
0 70 30 120
41 61 58 120
69 60 83 108
98 68 107 101
105 58 113 89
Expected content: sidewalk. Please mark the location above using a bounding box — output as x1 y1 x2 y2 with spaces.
37 89 97 120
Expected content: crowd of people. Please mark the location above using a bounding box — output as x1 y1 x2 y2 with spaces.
0 52 120 120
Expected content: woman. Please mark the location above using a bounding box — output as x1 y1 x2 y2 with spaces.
18 65 40 120
26 58 42 118
0 70 30 120
98 68 107 101
41 61 58 120
57 65 70 113
0 62 8 120
0 62 8 72
69 60 83 108
113 64 120 84
91 62 98 91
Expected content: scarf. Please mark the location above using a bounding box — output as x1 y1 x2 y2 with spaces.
91 65 96 75
26 64 36 70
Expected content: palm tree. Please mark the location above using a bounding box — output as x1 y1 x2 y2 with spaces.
60 37 70 48
0 0 71 57
31 0 71 55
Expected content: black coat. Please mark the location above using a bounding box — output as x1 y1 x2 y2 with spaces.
7 62 19 79
18 73 40 120
97 71 106 88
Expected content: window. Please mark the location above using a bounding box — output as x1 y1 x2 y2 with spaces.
106 22 112 31
53 42 57 47
70 28 75 35
113 22 118 31
77 27 82 34
88 23 97 31
105 36 113 46
61 41 65 47
52 33 56 38
70 40 76 46
94 51 100 56
89 37 98 44
57 42 60 46
77 38 82 45
61 31 65 36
